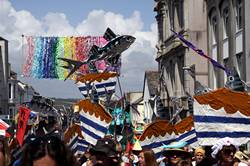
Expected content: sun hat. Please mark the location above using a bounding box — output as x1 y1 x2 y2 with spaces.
161 141 191 158
211 137 237 158
89 138 117 157
234 151 249 161
243 150 250 158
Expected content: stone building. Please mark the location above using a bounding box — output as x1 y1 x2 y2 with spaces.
205 0 250 88
126 92 144 128
9 70 37 118
154 0 209 122
0 37 9 115
142 71 162 123
1 36 37 118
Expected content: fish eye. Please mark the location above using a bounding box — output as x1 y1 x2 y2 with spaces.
126 37 132 42
228 76 234 82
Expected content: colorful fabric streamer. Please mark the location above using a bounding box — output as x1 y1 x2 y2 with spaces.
22 36 116 80
171 30 231 76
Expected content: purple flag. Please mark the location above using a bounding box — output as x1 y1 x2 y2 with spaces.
171 30 231 76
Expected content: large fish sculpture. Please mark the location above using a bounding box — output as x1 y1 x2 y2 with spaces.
59 28 136 80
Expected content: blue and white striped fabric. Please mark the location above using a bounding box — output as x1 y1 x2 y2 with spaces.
193 99 250 146
77 78 116 98
140 133 176 159
79 110 111 145
175 128 198 148
67 134 89 155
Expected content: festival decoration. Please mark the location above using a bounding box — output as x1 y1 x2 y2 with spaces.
64 124 89 156
0 119 10 137
76 99 112 145
139 116 198 158
171 30 231 76
174 116 198 147
139 120 176 159
16 107 31 146
193 88 250 145
22 36 108 80
77 77 116 98
59 27 134 80
76 72 117 83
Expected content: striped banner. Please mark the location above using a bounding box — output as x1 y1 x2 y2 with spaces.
77 77 116 98
174 116 198 148
77 99 112 145
140 133 176 159
67 134 89 156
193 95 250 146
79 111 111 145
176 128 198 147
139 121 176 159
139 117 199 159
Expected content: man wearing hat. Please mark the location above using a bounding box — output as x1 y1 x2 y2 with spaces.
192 147 205 166
161 141 192 166
83 138 120 166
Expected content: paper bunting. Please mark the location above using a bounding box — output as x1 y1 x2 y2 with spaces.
22 36 108 79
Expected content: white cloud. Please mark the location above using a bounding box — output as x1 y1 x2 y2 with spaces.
76 10 143 35
43 12 75 36
0 0 158 98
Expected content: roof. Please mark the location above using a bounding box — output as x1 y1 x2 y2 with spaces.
0 37 8 41
143 71 159 96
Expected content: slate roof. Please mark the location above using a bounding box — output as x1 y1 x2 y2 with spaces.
144 71 159 96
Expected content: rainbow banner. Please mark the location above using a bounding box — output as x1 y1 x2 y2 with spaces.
22 36 108 80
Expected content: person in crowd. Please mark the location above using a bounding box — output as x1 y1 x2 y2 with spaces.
192 147 205 166
0 139 5 166
243 150 250 165
19 135 79 166
233 151 249 166
161 142 192 166
138 149 158 166
211 137 237 166
176 159 192 166
158 157 169 166
121 151 139 166
122 139 141 166
83 137 120 166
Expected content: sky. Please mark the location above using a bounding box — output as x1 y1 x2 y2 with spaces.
0 0 158 99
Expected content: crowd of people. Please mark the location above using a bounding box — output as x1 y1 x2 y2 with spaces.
0 133 249 166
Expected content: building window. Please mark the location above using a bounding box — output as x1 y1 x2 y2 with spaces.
210 10 218 44
175 0 184 28
9 108 13 118
236 53 243 76
222 6 230 38
178 55 184 84
156 14 163 43
13 84 16 99
168 0 175 30
8 83 11 99
236 0 243 30
223 58 230 69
